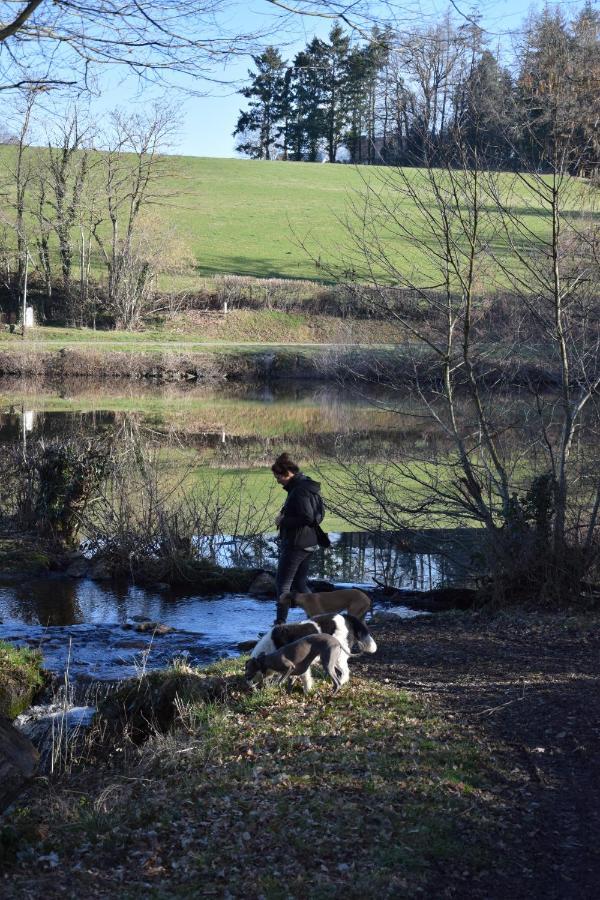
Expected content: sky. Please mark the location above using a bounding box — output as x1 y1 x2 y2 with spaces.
165 0 589 158
13 0 595 159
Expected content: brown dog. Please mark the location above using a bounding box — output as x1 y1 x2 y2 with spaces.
279 588 371 620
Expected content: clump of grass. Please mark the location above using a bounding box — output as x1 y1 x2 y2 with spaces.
0 641 45 718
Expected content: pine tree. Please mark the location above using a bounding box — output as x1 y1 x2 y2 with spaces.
570 2 600 175
289 42 327 161
516 8 573 166
458 50 514 166
321 24 352 162
233 47 288 159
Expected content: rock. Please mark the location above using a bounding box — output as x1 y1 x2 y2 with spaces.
308 579 336 592
65 557 89 578
390 587 479 611
248 571 276 596
0 717 39 812
89 558 113 581
132 622 174 635
98 671 251 742
370 612 404 624
0 647 46 718
113 639 150 650
237 639 257 652
0 538 51 576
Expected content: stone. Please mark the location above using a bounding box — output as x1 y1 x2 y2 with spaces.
113 640 150 650
65 557 89 578
132 622 174 635
248 571 276 596
89 558 113 581
237 639 257 652
0 717 39 812
369 612 404 624
308 579 336 593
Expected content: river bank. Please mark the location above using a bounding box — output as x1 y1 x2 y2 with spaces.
0 327 568 387
1 609 598 898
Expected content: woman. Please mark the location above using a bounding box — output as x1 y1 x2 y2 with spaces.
271 452 324 625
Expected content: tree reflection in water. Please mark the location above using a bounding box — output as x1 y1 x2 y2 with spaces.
204 530 477 589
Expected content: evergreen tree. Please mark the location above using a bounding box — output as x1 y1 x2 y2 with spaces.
232 10 599 173
321 24 352 162
458 50 514 166
516 8 573 166
570 2 600 174
289 42 327 161
233 47 287 159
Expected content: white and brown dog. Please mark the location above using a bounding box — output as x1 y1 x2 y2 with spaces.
251 613 377 692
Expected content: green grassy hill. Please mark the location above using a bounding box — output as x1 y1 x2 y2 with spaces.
169 156 354 280
1 149 592 290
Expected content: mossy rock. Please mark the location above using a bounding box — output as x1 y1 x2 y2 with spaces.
170 559 257 592
0 538 52 576
98 667 250 742
0 643 46 719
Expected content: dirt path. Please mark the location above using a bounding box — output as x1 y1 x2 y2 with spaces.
360 610 600 900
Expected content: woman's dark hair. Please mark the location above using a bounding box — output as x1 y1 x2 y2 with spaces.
271 453 300 476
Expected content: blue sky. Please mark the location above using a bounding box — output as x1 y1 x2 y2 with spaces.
77 1 595 158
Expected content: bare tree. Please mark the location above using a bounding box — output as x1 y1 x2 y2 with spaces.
324 127 600 603
0 88 36 322
90 105 182 328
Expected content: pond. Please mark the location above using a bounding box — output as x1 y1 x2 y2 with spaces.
0 378 473 681
0 527 462 680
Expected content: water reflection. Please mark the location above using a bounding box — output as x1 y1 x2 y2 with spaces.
0 379 428 464
205 530 476 591
4 578 85 626
0 530 476 631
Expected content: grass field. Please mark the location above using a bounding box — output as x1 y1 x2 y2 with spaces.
0 149 593 288
0 313 401 348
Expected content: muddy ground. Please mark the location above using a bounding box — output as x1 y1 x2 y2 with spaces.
356 610 600 899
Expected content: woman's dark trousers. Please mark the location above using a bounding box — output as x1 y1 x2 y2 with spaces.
275 544 314 624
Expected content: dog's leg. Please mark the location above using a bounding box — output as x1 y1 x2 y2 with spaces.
278 660 296 688
330 668 342 695
336 653 350 685
323 650 344 694
286 675 299 694
301 666 314 694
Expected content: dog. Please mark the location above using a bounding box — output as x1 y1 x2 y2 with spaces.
251 613 377 691
245 634 346 695
280 587 371 620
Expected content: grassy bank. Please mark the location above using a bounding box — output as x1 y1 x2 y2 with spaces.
0 655 497 897
0 311 402 348
3 610 599 897
0 642 45 719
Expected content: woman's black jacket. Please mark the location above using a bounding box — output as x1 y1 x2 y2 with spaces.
278 473 322 549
